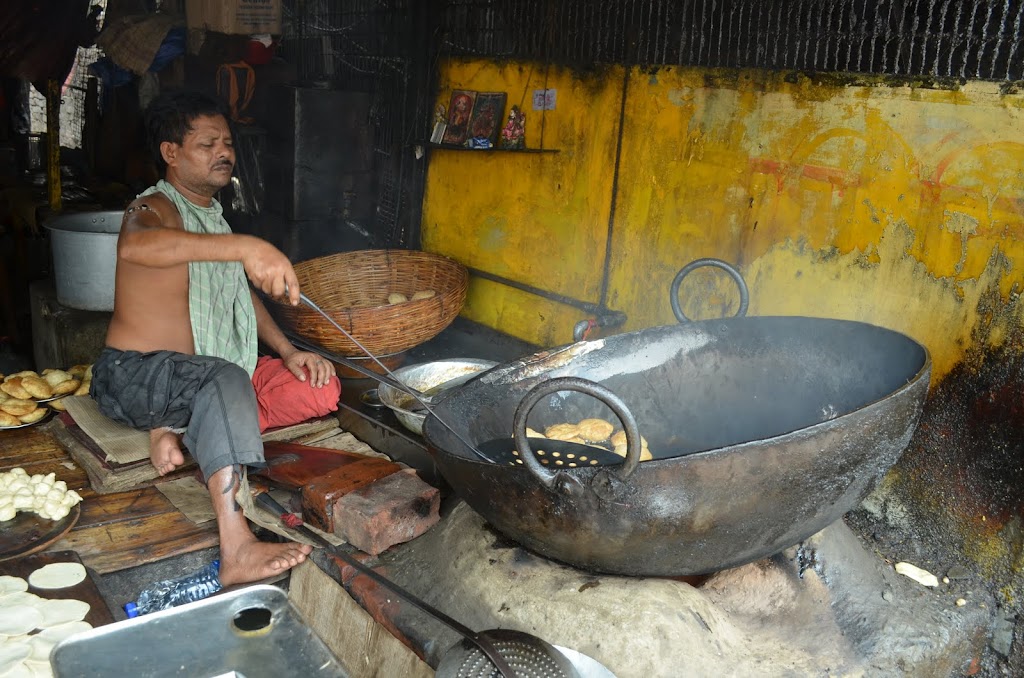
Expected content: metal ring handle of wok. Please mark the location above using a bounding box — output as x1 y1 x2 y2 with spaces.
670 257 750 323
513 377 644 491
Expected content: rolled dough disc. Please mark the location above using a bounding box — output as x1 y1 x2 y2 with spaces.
27 563 86 590
0 577 28 597
0 605 43 635
0 641 31 674
37 599 90 627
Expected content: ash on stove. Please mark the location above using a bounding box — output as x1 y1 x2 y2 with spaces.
334 502 995 678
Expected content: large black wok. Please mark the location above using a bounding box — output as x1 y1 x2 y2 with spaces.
421 262 930 576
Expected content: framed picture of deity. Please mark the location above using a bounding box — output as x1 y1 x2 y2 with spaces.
465 92 507 149
441 90 477 146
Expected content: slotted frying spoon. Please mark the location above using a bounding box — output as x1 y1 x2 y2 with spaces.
255 492 580 678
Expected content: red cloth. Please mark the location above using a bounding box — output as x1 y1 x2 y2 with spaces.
252 356 341 432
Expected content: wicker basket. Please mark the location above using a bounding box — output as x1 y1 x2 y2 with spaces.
270 249 468 357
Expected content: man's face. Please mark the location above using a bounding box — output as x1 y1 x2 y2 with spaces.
162 114 235 196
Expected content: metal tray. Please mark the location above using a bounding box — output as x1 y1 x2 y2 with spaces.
51 585 347 677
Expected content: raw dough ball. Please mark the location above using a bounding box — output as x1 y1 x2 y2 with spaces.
411 290 436 301
577 418 614 442
28 563 87 590
387 292 409 305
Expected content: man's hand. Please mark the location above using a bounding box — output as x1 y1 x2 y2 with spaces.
282 350 336 388
241 237 301 305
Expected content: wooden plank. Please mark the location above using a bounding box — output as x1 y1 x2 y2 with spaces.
49 511 220 574
289 560 434 678
0 426 72 470
75 487 182 528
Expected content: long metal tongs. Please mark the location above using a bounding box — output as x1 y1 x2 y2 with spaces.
291 292 497 463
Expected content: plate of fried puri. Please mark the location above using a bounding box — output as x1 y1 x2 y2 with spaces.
0 364 92 430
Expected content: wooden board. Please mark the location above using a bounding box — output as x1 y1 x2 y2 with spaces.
0 504 80 562
2 549 115 627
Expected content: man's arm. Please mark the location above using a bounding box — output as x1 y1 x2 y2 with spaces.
250 289 296 360
250 289 335 387
118 194 301 304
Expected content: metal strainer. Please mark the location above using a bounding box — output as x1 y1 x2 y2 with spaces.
437 629 582 678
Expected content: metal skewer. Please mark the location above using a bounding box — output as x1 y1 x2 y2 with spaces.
292 292 499 464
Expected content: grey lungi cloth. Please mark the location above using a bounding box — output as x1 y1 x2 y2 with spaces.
90 347 265 481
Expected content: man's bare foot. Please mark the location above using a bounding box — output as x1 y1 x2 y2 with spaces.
218 536 313 587
149 427 185 476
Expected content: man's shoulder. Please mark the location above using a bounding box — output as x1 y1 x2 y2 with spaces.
123 191 185 231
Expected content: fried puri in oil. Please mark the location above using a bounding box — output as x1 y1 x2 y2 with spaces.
577 418 614 442
544 423 580 440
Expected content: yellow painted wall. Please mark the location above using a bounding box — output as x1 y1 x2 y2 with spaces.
423 60 1024 385
422 62 624 348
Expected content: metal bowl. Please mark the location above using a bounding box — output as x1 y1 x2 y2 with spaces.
377 359 497 436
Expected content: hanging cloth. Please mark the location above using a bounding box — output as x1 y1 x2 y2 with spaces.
216 61 255 123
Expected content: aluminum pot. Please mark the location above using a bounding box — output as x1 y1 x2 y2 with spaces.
377 359 498 436
422 261 930 576
44 210 122 311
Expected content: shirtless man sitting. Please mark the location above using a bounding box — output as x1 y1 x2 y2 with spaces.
90 91 336 586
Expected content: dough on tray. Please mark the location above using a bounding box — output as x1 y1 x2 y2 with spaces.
28 563 87 590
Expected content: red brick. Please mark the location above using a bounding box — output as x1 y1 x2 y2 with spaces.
332 471 440 555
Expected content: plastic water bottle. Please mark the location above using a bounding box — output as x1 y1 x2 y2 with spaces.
124 560 222 618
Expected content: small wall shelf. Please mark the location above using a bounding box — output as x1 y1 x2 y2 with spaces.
419 142 559 154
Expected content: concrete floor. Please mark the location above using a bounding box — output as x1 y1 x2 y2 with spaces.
92 546 222 622
91 534 301 623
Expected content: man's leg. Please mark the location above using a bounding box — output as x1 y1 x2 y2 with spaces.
209 464 311 587
186 361 312 585
91 349 313 585
149 427 185 475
